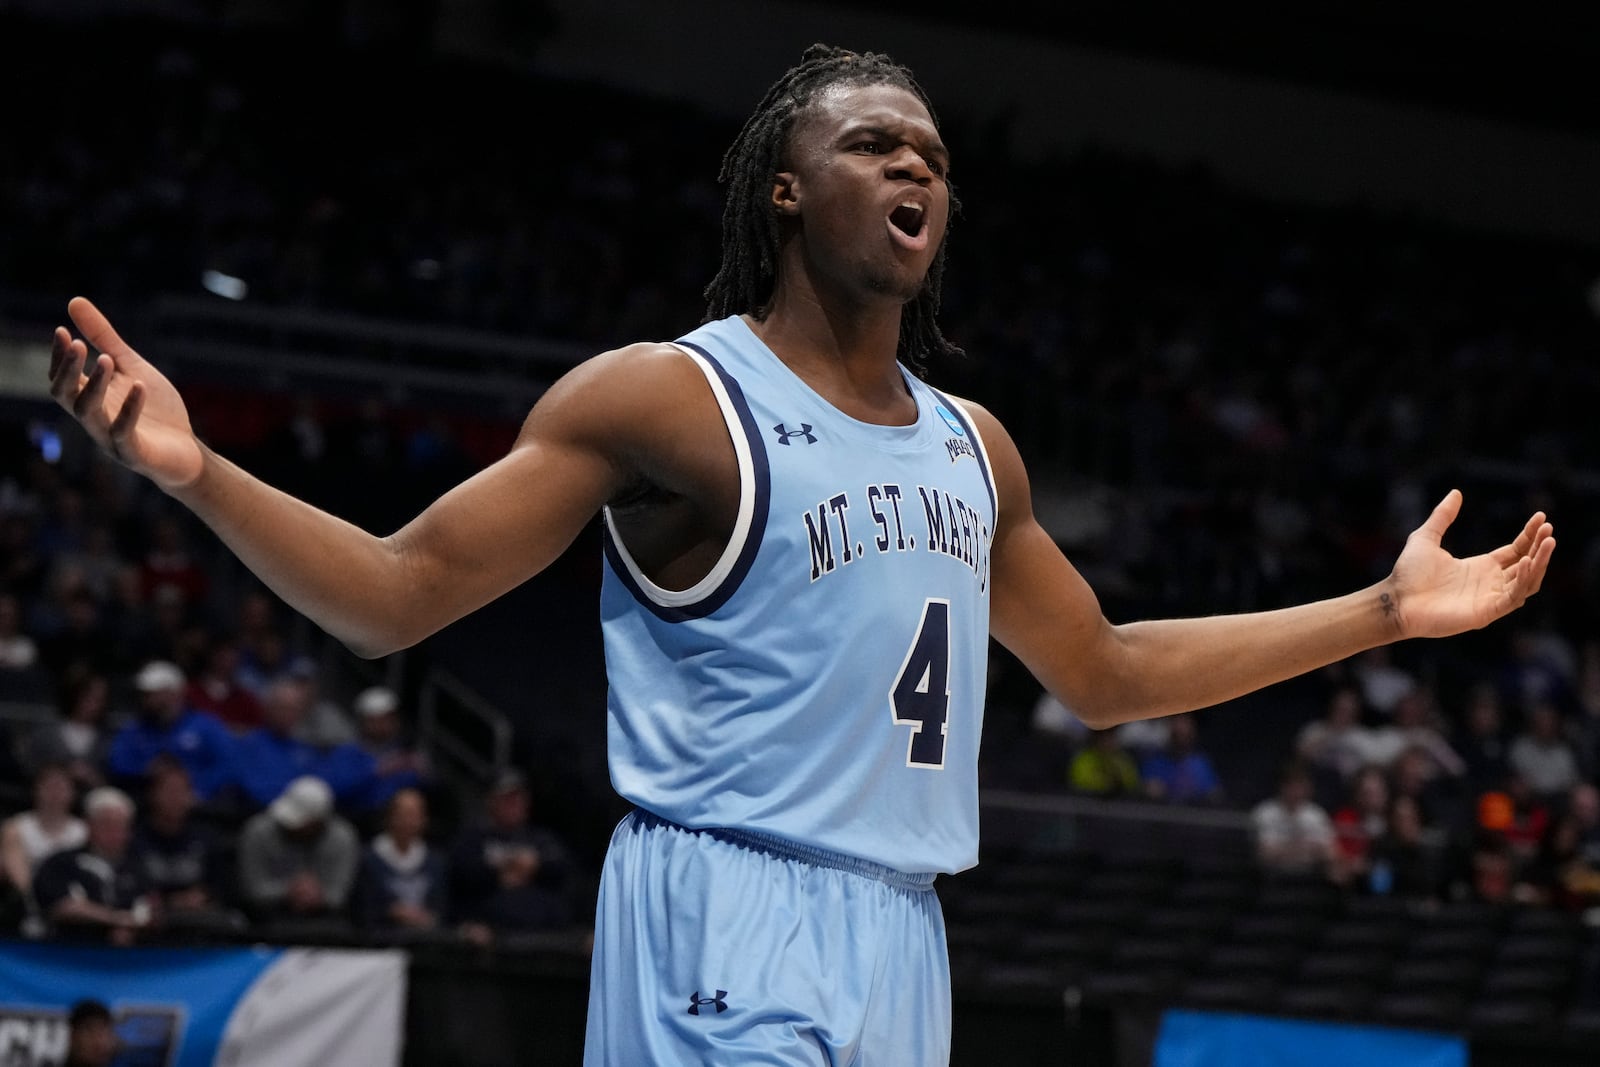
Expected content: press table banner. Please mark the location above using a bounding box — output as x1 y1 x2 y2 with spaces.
1154 1008 1467 1067
0 942 405 1066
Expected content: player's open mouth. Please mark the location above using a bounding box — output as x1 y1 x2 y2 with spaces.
888 202 928 251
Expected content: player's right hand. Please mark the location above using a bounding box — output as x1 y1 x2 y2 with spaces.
50 296 206 491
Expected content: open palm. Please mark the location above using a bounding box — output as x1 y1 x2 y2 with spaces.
1389 490 1556 639
49 297 205 490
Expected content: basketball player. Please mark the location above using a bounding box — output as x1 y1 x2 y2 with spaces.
47 45 1553 1065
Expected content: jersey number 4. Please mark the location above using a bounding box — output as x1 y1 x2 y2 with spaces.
891 598 951 769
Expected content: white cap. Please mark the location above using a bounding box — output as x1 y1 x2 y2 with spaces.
269 776 333 830
354 686 398 718
135 661 185 692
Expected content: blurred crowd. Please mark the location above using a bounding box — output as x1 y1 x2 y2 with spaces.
2 10 1600 949
0 545 588 948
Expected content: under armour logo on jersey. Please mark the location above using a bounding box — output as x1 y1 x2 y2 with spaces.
773 422 817 445
688 990 728 1015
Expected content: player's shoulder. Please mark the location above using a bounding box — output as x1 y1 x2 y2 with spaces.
938 392 1002 439
518 339 727 467
937 392 1021 467
936 391 1030 517
533 340 712 421
572 340 707 391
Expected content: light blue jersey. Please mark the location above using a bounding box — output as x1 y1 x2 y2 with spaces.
600 313 998 875
588 316 996 1064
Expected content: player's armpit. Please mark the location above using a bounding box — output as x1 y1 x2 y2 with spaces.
988 513 1130 728
350 342 722 653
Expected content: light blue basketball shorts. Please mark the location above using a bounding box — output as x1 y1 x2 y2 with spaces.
584 809 952 1066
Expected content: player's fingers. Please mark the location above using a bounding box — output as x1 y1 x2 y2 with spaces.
1489 516 1549 568
72 353 115 420
48 337 88 404
67 296 132 356
109 379 145 446
1525 535 1556 596
49 327 72 379
1509 512 1548 558
1414 489 1462 546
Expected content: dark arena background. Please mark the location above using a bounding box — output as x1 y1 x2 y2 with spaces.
2 2 1599 1064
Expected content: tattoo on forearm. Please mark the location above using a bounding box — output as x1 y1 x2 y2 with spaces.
1379 593 1397 616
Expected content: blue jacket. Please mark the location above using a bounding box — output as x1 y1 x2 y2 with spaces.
107 710 236 801
234 729 375 809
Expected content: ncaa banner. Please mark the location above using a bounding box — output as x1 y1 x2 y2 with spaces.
1154 1009 1466 1067
0 943 405 1067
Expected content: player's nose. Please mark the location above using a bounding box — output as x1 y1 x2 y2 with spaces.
885 147 934 185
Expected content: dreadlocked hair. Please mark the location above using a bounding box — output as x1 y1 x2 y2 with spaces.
702 43 963 375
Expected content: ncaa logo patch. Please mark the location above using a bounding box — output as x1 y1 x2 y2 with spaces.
935 405 965 437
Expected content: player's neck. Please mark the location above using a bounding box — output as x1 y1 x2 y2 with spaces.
750 284 910 414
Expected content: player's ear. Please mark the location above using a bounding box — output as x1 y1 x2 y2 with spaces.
771 172 800 217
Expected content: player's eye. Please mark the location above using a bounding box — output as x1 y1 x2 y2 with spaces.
852 141 883 154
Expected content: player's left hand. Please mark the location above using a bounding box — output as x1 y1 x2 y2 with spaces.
1386 489 1555 639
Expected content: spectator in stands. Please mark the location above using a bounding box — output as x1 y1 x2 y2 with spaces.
50 523 122 606
230 590 284 691
34 486 89 559
32 787 151 944
64 999 117 1067
1389 687 1466 780
360 787 448 935
289 661 358 749
109 573 198 672
1251 761 1339 881
1526 811 1600 912
233 618 316 701
0 591 40 672
1296 685 1374 783
1020 690 1088 790
1388 744 1457 830
1569 783 1600 870
34 582 115 682
237 775 359 924
1352 646 1418 717
184 638 264 732
1571 641 1600 778
0 515 47 618
234 676 371 810
1 762 86 901
1455 682 1511 798
1459 829 1520 906
350 685 429 814
1332 765 1390 879
1477 774 1549 866
130 758 230 921
1365 795 1439 901
1499 628 1574 715
106 660 236 802
26 666 110 791
450 770 579 933
1068 726 1142 798
1509 700 1582 803
1138 713 1223 805
138 513 209 610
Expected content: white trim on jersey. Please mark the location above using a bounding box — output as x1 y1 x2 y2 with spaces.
601 342 757 609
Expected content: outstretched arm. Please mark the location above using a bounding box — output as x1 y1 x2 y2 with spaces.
969 403 1555 729
49 298 695 658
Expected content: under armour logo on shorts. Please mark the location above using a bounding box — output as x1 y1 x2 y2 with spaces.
688 990 729 1015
